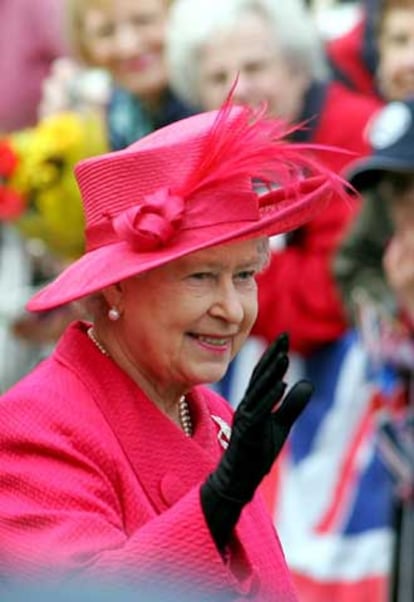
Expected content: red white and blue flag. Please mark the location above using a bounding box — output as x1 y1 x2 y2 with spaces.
218 330 402 602
261 331 397 602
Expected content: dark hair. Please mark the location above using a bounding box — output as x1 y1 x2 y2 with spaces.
379 170 414 197
376 0 414 37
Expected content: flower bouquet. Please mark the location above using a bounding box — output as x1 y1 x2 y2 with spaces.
0 111 108 262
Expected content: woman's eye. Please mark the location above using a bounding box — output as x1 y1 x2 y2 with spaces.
244 61 265 74
206 71 229 86
234 270 256 282
91 23 116 39
388 32 410 47
131 14 156 27
189 272 213 281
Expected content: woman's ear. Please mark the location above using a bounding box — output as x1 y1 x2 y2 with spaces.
101 282 123 311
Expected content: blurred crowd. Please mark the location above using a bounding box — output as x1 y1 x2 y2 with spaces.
0 0 413 601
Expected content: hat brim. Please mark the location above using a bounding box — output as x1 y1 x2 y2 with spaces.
346 157 414 191
27 175 334 312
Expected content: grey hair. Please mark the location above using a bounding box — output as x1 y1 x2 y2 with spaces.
256 237 271 271
166 0 328 108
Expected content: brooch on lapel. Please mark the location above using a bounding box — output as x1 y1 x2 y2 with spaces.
210 415 232 450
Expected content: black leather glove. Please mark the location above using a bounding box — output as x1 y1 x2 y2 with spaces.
200 333 313 550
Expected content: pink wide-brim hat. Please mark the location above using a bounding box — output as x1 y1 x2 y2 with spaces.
27 102 343 312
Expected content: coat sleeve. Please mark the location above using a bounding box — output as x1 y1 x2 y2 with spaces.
0 392 255 599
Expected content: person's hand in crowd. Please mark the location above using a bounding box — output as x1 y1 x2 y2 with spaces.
38 57 81 118
38 57 111 119
201 333 313 550
383 232 414 318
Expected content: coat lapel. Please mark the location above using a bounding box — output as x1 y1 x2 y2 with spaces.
57 322 225 513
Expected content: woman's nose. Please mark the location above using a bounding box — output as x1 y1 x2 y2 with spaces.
114 24 142 56
209 282 244 324
232 73 251 104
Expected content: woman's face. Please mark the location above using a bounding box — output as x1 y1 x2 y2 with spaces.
80 0 168 101
112 239 266 396
377 8 414 101
197 11 309 122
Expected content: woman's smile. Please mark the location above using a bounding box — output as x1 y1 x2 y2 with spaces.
118 53 162 74
187 332 234 353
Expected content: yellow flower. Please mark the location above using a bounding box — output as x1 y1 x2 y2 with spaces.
9 111 108 260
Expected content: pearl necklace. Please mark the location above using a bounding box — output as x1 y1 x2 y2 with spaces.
86 326 193 437
178 395 193 438
87 326 109 356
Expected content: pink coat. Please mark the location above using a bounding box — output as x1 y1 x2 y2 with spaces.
0 321 297 601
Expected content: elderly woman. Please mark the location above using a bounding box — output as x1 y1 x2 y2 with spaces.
166 0 382 357
0 102 343 599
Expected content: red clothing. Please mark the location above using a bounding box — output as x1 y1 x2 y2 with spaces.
326 18 378 98
0 321 297 601
252 82 383 355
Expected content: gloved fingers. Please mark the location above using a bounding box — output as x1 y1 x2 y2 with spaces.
248 332 289 386
249 351 289 398
245 380 287 425
271 379 314 429
238 352 288 416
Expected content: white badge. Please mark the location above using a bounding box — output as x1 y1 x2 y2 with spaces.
211 415 232 450
367 101 412 150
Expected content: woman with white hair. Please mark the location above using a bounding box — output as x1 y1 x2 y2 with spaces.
166 0 383 358
167 0 326 122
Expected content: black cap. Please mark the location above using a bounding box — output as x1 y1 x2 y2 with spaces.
346 100 414 190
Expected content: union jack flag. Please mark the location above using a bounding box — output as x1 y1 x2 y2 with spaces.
219 330 403 602
262 330 399 602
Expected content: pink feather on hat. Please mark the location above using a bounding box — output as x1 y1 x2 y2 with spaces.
27 99 349 312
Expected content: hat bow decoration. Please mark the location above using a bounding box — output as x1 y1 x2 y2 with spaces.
112 187 185 251
27 97 352 312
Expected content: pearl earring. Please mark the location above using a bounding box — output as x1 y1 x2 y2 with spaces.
108 306 121 321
